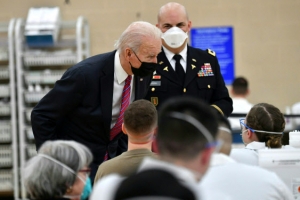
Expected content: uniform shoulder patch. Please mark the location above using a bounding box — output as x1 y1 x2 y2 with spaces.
207 49 216 56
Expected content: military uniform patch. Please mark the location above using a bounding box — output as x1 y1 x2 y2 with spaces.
151 97 158 106
197 63 214 77
207 49 216 56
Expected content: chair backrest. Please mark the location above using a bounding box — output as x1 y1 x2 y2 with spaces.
258 149 300 199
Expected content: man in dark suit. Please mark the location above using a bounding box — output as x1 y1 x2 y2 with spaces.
145 2 233 117
31 21 162 182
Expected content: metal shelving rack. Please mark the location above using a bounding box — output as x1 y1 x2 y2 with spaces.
15 16 90 199
0 19 19 200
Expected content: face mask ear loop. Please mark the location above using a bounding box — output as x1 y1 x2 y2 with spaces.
38 154 86 183
168 112 214 143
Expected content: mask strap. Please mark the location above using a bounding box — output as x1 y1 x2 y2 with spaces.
168 112 214 143
131 49 142 63
38 154 85 183
218 127 231 134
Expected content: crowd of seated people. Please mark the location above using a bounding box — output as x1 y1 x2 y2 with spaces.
24 97 297 200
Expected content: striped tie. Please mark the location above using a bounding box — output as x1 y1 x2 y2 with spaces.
110 75 132 140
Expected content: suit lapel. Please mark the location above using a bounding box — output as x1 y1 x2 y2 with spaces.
156 50 182 86
100 52 115 138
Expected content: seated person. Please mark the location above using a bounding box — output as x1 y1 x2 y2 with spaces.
90 97 222 200
230 103 285 165
228 77 253 132
94 99 157 184
23 140 93 200
200 115 294 200
292 102 300 130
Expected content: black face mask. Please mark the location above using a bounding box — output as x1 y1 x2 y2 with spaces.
129 50 158 77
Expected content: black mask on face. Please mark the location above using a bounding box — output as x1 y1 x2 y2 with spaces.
129 50 158 77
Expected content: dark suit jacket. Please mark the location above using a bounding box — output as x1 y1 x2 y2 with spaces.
145 46 233 117
31 50 152 174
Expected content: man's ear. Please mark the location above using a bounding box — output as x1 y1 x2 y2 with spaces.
154 126 158 136
125 48 132 60
122 124 127 135
201 147 214 166
197 147 214 175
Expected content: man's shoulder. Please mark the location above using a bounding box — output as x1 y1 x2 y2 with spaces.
188 46 217 57
66 50 116 75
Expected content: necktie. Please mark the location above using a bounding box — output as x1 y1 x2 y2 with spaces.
173 54 185 85
110 75 132 140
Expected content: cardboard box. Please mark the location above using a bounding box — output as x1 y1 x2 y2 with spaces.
25 7 60 47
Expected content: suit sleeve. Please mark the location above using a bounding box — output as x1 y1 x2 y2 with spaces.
209 54 233 117
31 67 85 149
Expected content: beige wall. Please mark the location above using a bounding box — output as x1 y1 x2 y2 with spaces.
1 0 299 112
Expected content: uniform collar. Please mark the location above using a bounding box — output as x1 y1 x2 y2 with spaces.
245 141 266 150
162 45 188 63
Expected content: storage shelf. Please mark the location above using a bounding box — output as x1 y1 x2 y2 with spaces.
24 70 64 84
23 52 77 66
0 170 13 191
15 16 90 200
0 67 9 80
0 145 12 167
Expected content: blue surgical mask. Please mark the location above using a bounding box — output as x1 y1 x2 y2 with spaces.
80 176 92 200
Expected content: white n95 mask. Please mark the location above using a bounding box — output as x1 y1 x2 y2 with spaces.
161 27 188 48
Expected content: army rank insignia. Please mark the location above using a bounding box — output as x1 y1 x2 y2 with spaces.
197 63 214 77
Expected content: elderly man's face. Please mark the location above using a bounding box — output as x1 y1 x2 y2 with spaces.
129 37 161 68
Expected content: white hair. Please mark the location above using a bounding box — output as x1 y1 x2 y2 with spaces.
23 140 93 199
114 21 162 53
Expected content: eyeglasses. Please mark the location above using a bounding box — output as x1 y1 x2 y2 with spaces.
239 118 283 135
79 168 91 176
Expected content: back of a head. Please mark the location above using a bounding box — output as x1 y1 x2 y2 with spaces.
114 21 162 53
157 96 219 160
232 77 249 96
124 99 157 140
246 103 285 148
23 140 93 199
217 115 233 155
114 169 196 200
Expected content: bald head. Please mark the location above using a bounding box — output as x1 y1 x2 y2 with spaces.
157 2 189 23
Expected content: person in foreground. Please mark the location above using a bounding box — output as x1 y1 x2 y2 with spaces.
23 140 93 200
90 97 222 200
94 99 157 183
31 21 162 181
200 115 294 200
230 103 286 165
145 2 232 117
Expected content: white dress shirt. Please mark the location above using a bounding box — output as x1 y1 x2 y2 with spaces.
111 51 134 128
200 153 294 200
162 45 188 72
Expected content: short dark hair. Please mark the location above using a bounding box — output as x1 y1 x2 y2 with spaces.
246 103 285 148
124 99 157 135
232 77 249 95
114 169 196 200
157 96 218 160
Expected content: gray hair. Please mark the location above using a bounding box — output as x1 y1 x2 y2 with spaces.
23 140 93 199
114 21 162 53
